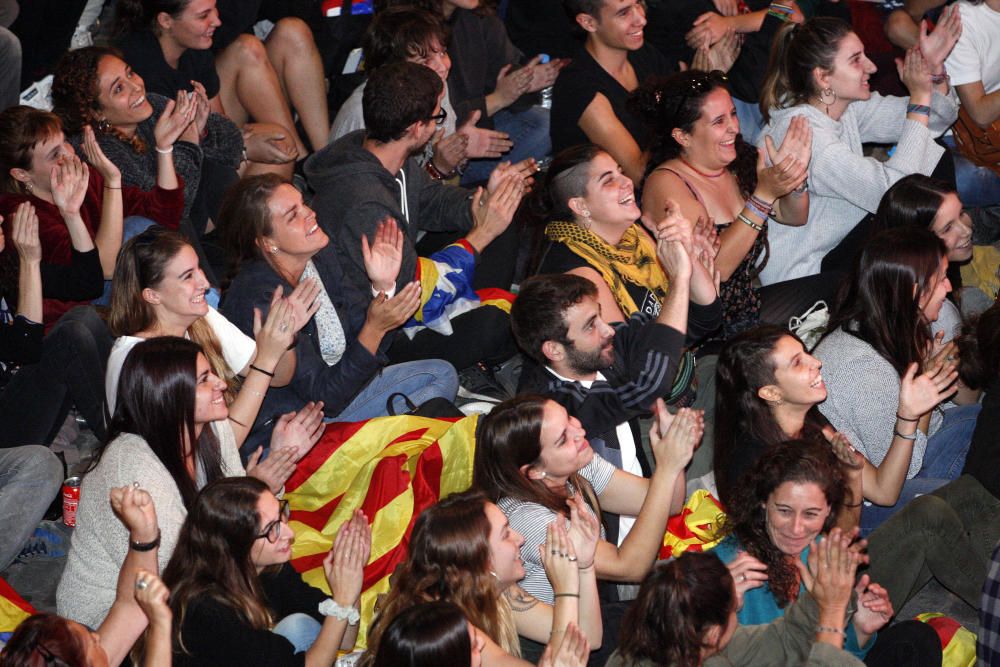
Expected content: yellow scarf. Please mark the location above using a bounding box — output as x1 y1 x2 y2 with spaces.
544 221 668 316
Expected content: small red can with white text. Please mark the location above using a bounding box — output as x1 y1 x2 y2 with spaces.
62 476 81 527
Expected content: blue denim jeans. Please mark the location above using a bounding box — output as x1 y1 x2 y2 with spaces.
92 216 157 306
332 359 459 422
461 105 551 185
0 446 64 570
859 404 980 536
272 613 322 653
733 97 764 147
941 135 1000 208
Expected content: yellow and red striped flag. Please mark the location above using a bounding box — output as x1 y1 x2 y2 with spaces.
284 414 478 650
0 577 35 644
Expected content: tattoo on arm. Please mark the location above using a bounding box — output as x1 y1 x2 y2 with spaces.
504 586 541 613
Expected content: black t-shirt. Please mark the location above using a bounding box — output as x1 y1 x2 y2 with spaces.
550 43 673 154
117 30 222 100
965 377 1000 500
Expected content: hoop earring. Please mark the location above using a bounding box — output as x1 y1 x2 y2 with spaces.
818 87 837 113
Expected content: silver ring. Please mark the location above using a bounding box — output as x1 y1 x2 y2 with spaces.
946 355 956 361
738 574 746 583
279 321 290 332
567 555 578 562
551 549 558 555
136 579 149 591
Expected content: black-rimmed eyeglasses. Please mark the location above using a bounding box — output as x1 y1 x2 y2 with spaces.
428 108 448 126
256 499 291 543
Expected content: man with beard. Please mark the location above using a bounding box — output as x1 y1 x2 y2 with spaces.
511 272 693 547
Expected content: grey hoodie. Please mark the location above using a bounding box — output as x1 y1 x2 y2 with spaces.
304 130 475 295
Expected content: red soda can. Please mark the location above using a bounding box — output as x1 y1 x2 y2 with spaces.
62 476 81 527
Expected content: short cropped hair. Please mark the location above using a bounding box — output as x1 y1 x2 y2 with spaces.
363 61 443 143
511 273 599 364
563 0 605 20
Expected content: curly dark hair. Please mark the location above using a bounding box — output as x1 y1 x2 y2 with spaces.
722 438 845 608
52 46 148 153
629 70 758 196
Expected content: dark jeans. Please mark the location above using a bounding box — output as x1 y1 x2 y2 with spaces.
0 307 111 446
759 271 845 327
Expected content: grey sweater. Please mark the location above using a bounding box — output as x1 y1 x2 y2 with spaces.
56 424 244 629
758 91 957 284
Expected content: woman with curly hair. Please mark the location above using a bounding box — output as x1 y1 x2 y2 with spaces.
632 70 820 336
51 46 244 254
715 438 946 665
362 489 602 666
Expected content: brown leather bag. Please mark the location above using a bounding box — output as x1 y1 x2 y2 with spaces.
951 104 1000 178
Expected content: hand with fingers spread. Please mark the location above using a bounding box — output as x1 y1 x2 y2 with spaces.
851 574 893 638
325 509 371 606
110 484 159 544
917 3 962 74
541 521 580 597
458 111 513 159
538 622 589 667
526 55 569 93
649 401 703 475
898 360 958 421
82 125 122 186
253 289 297 365
243 123 298 164
270 401 326 462
796 528 860 607
366 281 421 333
487 158 538 193
727 551 769 608
362 218 405 293
50 155 90 217
756 146 809 203
246 446 298 494
134 570 172 628
564 492 599 570
467 176 524 252
153 89 198 150
10 202 41 265
923 333 955 374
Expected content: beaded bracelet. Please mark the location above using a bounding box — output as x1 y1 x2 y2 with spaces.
816 626 846 636
749 193 774 214
738 212 764 232
906 103 931 117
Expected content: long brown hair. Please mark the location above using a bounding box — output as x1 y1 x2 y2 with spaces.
722 439 845 607
758 18 854 123
363 491 519 664
109 227 236 401
218 173 285 288
163 477 276 655
617 553 735 667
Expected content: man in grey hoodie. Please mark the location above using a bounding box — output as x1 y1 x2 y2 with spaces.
304 61 528 373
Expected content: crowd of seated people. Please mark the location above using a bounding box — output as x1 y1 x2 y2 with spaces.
1 0 999 664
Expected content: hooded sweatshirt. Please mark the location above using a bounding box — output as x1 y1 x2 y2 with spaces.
303 130 475 296
757 91 957 285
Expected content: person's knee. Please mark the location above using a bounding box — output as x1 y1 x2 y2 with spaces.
10 445 64 489
905 494 962 534
268 17 317 53
229 34 270 69
427 359 459 396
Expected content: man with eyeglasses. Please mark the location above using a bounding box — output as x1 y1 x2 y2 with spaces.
304 61 534 379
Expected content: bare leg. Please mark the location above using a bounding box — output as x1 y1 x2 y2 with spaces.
215 34 309 157
264 17 330 153
241 160 294 179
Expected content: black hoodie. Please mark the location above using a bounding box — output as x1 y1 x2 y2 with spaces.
304 130 475 296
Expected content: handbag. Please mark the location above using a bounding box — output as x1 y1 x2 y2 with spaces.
385 392 464 418
951 104 1000 178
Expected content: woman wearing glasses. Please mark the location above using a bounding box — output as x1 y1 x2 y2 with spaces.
633 70 817 336
58 337 313 632
163 476 370 665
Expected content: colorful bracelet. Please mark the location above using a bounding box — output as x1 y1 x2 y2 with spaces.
425 159 455 180
749 193 774 214
738 212 764 232
930 66 949 86
744 198 771 221
906 103 931 117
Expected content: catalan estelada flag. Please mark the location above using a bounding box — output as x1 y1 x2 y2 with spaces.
659 489 727 560
0 577 35 644
283 414 478 650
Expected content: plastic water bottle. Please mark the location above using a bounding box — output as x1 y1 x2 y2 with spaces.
539 54 553 110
